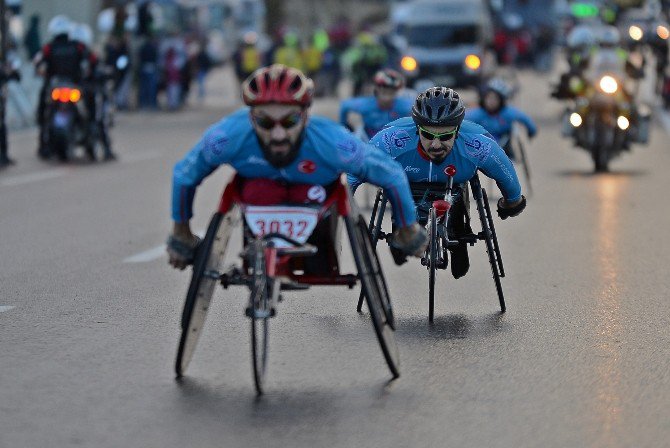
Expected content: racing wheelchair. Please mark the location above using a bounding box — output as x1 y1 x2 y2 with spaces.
498 122 532 197
357 168 506 323
175 175 399 394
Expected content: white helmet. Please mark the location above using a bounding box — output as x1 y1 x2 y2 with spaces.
48 15 72 38
70 23 93 47
598 26 621 47
567 25 596 49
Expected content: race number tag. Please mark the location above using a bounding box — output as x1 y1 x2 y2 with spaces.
244 206 320 247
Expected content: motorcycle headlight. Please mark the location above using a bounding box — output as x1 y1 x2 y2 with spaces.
400 56 418 73
599 76 618 94
629 25 644 41
617 116 630 130
570 112 583 127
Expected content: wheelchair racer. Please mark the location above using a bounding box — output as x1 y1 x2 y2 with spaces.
349 87 526 278
465 78 537 160
339 68 412 140
168 64 427 269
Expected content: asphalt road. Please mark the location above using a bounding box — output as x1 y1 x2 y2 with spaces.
2 68 670 448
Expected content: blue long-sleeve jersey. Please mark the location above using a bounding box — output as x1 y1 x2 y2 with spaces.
172 108 417 227
465 106 537 142
348 117 522 202
339 96 413 139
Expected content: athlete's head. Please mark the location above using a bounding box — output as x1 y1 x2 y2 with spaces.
373 68 405 108
412 87 465 163
242 64 314 167
480 78 511 114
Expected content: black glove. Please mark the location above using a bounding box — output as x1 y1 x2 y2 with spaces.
497 195 526 220
166 234 201 268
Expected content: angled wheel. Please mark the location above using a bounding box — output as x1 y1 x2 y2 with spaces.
428 207 437 323
348 215 400 378
175 208 238 377
357 190 386 313
476 189 506 313
514 136 533 197
247 240 271 395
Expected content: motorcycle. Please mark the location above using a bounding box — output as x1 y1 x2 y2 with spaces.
44 77 111 161
563 73 650 172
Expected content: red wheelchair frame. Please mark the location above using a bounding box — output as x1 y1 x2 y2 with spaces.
175 174 399 394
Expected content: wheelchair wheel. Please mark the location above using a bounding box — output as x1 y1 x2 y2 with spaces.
477 190 506 313
248 240 270 395
358 189 386 313
175 209 237 378
428 207 437 323
347 216 400 378
514 136 533 197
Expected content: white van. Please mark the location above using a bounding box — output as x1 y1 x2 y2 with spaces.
390 0 496 88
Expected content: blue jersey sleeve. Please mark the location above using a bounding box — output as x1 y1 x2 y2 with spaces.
339 97 364 128
171 114 242 222
507 107 537 138
329 127 415 227
476 137 522 202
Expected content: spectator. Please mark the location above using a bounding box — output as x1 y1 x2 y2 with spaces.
137 34 159 109
23 14 41 59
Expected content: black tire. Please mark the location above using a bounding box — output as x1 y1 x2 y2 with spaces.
428 207 437 323
477 190 506 313
49 130 69 161
347 216 400 378
515 137 533 197
592 122 610 173
358 190 384 313
175 209 236 377
248 240 270 395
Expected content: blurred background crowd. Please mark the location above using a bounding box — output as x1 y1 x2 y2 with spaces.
0 0 668 129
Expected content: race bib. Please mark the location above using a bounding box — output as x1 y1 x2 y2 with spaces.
244 206 320 247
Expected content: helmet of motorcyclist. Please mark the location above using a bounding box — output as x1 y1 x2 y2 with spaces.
242 64 314 107
566 25 596 49
412 86 465 127
598 26 621 48
48 15 73 39
373 68 405 90
70 23 93 47
480 77 511 112
501 13 524 32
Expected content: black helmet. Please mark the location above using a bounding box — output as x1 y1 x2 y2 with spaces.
412 87 465 127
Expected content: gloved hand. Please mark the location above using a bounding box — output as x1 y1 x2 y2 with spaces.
167 223 201 270
497 195 526 220
388 223 429 265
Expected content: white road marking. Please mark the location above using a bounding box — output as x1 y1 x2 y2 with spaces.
0 170 67 187
0 151 165 188
0 306 16 313
123 245 166 263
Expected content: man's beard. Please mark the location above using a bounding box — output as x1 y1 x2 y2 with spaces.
259 137 300 168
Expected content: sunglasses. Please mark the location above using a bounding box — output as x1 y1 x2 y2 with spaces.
418 126 458 142
252 112 303 130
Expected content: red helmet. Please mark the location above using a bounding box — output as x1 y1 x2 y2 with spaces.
242 64 314 107
373 68 405 90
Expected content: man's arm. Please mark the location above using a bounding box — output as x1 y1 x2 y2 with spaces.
508 107 537 138
476 136 522 203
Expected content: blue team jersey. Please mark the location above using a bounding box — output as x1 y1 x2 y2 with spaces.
348 117 522 202
339 96 413 139
172 108 417 227
465 106 537 142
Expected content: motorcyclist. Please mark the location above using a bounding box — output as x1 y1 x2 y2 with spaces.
167 64 428 269
552 25 597 99
34 15 97 159
339 68 412 140
586 26 644 92
349 87 525 278
69 23 116 161
466 78 537 160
